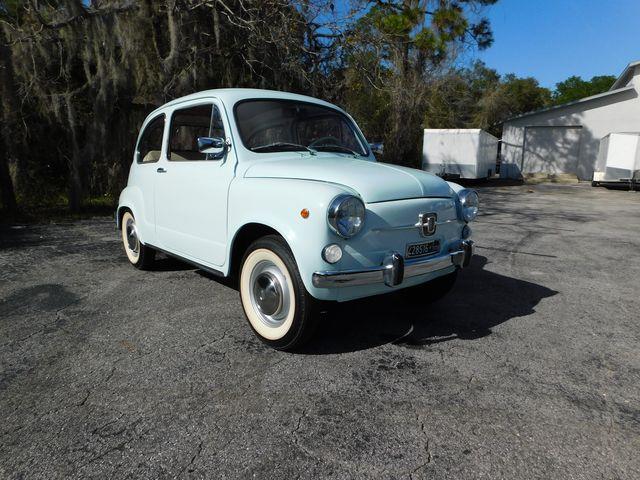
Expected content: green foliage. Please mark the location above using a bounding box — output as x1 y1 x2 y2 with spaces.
420 62 552 136
0 0 573 215
414 28 437 51
432 5 468 41
501 74 551 112
1 0 320 212
474 74 551 135
0 0 22 18
372 9 415 36
551 75 617 105
343 1 498 167
424 61 500 130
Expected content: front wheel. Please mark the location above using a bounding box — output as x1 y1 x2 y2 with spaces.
239 235 318 351
121 211 155 269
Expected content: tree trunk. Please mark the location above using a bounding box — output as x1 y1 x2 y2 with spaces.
212 2 221 51
0 134 17 213
64 94 85 212
68 158 83 213
163 0 179 71
0 27 19 213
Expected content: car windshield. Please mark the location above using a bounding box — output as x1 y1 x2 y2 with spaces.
234 99 369 156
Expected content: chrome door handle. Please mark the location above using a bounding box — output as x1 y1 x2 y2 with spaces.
156 167 167 173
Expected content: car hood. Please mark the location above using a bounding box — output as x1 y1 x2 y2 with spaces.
243 156 453 203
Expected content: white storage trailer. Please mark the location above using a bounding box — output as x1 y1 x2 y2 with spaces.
593 132 640 188
422 129 498 179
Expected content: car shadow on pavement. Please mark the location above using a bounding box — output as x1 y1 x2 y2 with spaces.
150 253 201 272
302 255 558 354
152 251 557 355
152 254 235 289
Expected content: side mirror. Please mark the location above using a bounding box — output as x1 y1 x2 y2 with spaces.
369 142 383 156
197 137 227 160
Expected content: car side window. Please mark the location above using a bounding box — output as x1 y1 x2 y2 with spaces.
169 104 225 161
137 114 165 164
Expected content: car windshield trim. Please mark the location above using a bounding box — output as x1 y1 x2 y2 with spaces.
312 144 360 156
250 142 317 154
233 98 370 157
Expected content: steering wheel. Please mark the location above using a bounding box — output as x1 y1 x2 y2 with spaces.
309 136 341 148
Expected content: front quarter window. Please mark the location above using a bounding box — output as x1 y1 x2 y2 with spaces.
235 99 369 156
137 114 165 164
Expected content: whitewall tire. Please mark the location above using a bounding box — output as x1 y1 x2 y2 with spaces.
121 211 155 269
239 235 318 350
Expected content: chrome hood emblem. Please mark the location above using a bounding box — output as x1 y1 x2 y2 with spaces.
416 213 437 236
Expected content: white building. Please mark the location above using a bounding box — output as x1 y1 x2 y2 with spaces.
501 60 640 180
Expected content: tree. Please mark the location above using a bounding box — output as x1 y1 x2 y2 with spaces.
1 0 343 212
473 73 550 135
424 61 500 129
0 0 502 213
0 2 20 213
421 62 550 136
551 75 616 105
342 0 497 166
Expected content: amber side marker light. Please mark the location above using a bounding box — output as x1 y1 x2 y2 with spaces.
300 208 310 219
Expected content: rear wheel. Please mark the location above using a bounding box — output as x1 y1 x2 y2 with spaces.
121 211 155 269
239 235 318 351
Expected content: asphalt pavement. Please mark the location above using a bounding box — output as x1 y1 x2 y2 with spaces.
1 183 639 479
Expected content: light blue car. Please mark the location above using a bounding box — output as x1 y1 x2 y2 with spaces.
117 89 478 350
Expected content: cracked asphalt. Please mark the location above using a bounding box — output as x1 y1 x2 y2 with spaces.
1 183 639 479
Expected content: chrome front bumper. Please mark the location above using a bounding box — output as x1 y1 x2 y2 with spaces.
312 240 473 288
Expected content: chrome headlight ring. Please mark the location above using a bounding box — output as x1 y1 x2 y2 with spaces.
327 194 366 238
458 189 479 222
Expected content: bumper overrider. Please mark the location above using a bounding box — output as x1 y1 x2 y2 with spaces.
312 240 474 288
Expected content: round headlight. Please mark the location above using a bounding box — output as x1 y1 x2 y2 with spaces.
327 194 365 238
459 189 479 222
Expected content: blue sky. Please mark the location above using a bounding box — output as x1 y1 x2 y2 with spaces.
476 0 640 88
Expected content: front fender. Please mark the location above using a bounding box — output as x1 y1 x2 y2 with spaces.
446 181 464 194
228 178 352 299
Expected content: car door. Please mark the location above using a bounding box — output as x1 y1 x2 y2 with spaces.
132 113 166 246
154 99 235 267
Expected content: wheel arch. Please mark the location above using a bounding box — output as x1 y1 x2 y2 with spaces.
116 205 133 231
229 222 285 279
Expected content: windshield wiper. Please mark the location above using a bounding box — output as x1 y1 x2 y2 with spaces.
251 142 316 154
312 144 360 156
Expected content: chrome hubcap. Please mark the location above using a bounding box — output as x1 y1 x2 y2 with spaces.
253 272 282 316
249 260 290 327
125 218 139 254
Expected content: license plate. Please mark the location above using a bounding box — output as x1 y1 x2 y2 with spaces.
405 240 440 259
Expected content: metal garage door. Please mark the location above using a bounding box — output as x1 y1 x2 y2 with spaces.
521 126 582 176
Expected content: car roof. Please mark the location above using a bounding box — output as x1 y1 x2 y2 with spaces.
149 88 342 117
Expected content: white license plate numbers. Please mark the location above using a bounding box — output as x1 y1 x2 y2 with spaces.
406 240 440 259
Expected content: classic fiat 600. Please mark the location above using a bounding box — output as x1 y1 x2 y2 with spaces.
117 89 477 350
